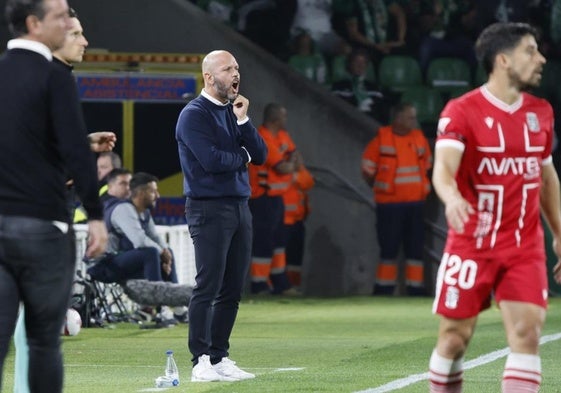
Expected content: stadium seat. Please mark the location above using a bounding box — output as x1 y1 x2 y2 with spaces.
330 55 348 82
400 86 444 135
426 57 472 94
377 55 422 92
288 54 328 85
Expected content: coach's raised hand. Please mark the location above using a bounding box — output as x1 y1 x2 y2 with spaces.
232 94 249 122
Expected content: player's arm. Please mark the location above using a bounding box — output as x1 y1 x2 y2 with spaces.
540 162 561 283
541 162 561 235
432 145 474 234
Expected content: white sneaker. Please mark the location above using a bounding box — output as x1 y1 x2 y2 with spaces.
154 306 178 328
213 357 255 380
191 355 236 382
160 306 175 320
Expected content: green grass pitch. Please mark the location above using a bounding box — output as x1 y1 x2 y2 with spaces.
3 296 561 392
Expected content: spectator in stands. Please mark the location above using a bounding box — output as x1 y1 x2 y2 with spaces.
197 0 237 26
475 0 535 32
290 0 349 57
417 0 478 73
332 0 407 64
283 152 315 289
399 0 427 56
86 172 188 324
236 0 297 59
474 0 559 60
287 31 329 85
249 103 301 295
331 49 387 122
361 103 432 296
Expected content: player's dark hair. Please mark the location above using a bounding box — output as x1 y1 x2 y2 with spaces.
106 168 131 185
68 7 77 18
5 0 47 37
475 22 539 76
130 172 158 196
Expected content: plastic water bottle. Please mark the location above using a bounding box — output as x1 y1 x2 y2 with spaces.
165 350 179 386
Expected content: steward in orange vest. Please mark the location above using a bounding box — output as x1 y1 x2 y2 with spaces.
361 103 433 296
248 103 300 295
282 155 315 288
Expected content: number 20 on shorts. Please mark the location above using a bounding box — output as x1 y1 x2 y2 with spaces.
441 253 478 290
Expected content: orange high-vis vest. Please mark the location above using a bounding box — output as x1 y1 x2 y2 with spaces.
361 125 432 204
283 166 315 225
249 126 296 198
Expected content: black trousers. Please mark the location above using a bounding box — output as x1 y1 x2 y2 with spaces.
87 247 179 284
0 215 75 393
285 220 305 268
185 197 252 365
376 201 425 260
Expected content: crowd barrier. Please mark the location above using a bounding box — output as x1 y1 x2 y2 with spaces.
73 224 196 286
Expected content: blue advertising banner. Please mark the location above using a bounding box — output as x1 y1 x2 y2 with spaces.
153 197 187 226
75 73 197 102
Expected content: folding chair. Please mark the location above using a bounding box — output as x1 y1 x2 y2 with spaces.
72 268 135 327
90 278 134 323
72 225 137 326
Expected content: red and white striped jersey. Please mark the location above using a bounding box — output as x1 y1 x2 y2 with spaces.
436 85 554 258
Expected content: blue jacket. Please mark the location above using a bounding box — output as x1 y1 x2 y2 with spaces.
175 94 267 198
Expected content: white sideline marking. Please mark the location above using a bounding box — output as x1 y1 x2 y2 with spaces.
274 367 305 372
353 332 561 393
135 367 305 391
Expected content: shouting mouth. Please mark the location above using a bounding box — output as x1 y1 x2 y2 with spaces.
534 68 543 78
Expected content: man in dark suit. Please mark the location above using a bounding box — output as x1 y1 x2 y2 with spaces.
176 50 267 382
0 1 107 391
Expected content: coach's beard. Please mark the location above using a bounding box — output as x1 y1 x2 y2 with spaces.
214 79 239 103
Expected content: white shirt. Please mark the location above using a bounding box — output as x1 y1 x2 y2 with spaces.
291 0 333 39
